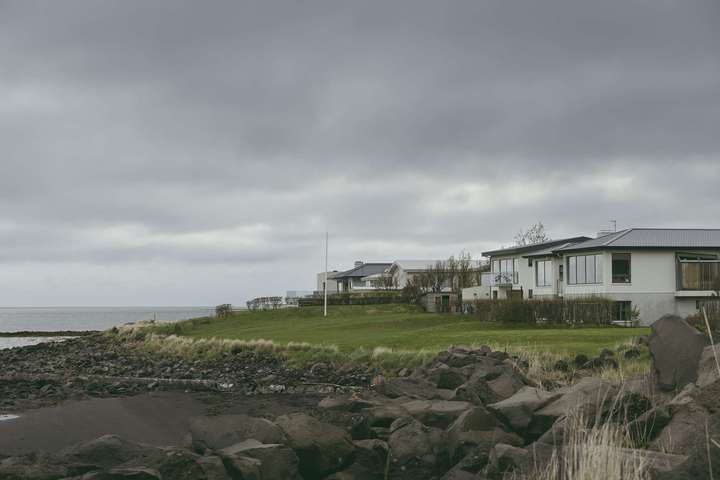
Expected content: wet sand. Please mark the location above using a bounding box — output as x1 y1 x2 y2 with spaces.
0 391 323 457
0 392 207 456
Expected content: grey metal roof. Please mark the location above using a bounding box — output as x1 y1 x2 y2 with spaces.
481 236 592 258
557 228 720 252
523 241 584 258
333 263 392 279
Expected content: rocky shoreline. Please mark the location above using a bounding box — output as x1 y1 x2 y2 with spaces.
0 332 375 414
2 315 720 479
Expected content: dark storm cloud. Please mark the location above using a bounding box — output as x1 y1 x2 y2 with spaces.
1 0 719 304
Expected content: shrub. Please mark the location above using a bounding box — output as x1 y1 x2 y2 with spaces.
473 297 616 326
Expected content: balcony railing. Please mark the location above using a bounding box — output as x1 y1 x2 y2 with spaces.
678 261 720 291
481 271 519 287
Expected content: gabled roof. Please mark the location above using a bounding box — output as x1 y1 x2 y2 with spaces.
392 260 444 272
481 237 592 258
557 228 720 252
333 263 392 279
523 241 585 258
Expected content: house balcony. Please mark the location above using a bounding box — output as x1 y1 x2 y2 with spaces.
677 260 720 295
481 271 518 287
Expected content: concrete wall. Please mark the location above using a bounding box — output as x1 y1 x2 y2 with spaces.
462 285 492 302
317 272 340 293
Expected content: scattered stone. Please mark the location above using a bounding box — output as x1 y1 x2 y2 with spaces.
553 359 569 372
649 315 709 391
426 366 467 390
387 417 449 480
220 439 300 480
318 394 377 412
485 443 530 480
401 399 473 429
487 372 525 400
488 386 559 433
446 406 521 463
374 377 443 400
573 354 589 368
59 434 156 469
624 347 641 360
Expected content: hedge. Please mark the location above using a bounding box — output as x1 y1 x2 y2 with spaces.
471 297 617 326
298 293 406 307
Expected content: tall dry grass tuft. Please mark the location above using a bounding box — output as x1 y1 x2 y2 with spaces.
533 410 651 480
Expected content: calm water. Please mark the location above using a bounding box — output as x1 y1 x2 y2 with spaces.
0 306 214 349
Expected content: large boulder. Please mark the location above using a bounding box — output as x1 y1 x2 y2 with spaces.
655 411 720 480
387 417 449 480
401 399 472 429
220 439 300 480
189 414 286 453
446 406 521 464
529 377 616 439
650 400 710 455
488 386 559 433
275 413 355 479
649 315 709 391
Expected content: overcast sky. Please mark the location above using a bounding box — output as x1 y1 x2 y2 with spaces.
1 1 719 306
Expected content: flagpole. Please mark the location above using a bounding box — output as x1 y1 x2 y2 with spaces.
324 232 328 317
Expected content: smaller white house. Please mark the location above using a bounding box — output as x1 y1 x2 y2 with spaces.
387 260 445 289
331 261 393 292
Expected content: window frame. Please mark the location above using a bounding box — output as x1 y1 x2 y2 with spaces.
611 253 632 284
567 253 603 285
535 259 553 287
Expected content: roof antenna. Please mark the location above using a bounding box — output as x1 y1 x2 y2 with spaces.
610 220 617 232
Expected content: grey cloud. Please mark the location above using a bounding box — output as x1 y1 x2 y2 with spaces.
0 0 719 305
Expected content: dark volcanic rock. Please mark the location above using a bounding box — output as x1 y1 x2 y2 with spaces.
275 413 355 479
189 414 286 453
649 315 709 391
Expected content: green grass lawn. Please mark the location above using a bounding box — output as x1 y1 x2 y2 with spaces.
162 304 649 357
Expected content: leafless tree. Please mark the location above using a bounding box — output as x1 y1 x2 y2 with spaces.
427 260 447 293
514 222 551 246
371 273 398 291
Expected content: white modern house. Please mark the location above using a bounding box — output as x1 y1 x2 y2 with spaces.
331 261 393 292
387 259 485 290
482 229 720 326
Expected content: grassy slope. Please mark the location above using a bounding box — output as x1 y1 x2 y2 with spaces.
168 304 649 356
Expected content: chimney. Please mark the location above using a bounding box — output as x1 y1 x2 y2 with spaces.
354 261 364 267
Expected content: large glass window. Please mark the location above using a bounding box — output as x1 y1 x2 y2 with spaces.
613 301 633 321
494 258 519 283
567 254 603 285
612 253 631 283
568 256 577 284
536 260 552 287
677 253 720 290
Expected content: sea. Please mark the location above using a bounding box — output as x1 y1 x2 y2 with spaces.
0 306 215 350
